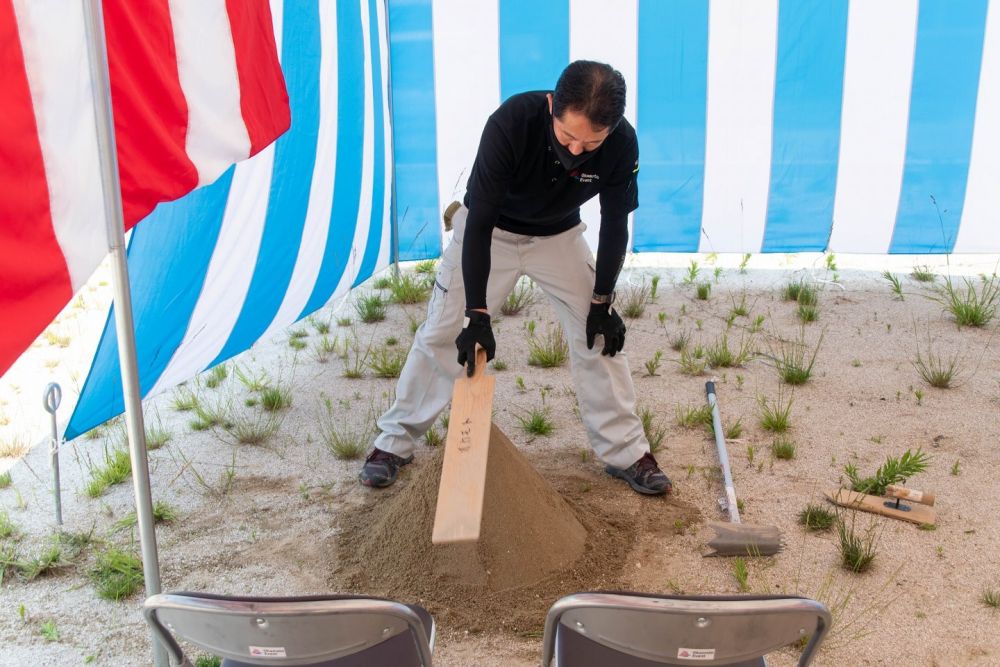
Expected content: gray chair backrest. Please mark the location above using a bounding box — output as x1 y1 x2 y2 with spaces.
143 592 434 666
541 593 831 667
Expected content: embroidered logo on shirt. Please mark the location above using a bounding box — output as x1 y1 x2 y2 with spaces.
570 171 600 183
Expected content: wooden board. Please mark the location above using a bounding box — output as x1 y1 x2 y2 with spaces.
825 488 936 525
432 348 496 544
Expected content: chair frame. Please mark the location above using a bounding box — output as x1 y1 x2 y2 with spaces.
144 592 434 667
541 592 831 667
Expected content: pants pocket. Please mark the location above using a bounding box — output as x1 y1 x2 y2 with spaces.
427 263 454 323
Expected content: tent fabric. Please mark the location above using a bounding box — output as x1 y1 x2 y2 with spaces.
391 0 999 256
65 0 393 440
0 0 289 377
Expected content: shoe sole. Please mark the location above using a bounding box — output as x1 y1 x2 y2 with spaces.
359 455 414 488
605 466 670 496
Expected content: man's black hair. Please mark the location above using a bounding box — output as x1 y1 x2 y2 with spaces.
552 60 626 131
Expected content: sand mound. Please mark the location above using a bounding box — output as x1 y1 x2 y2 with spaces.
334 426 664 633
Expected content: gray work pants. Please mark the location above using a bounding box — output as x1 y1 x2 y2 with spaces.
374 205 649 469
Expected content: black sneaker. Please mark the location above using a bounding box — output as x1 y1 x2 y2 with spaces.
358 448 414 488
606 452 673 495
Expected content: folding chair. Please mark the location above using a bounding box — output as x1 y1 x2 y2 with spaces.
541 593 830 667
143 592 434 666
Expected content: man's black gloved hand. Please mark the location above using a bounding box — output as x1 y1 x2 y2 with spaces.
586 302 626 356
455 310 496 377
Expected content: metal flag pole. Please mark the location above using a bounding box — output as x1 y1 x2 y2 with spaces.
383 0 401 280
80 1 167 665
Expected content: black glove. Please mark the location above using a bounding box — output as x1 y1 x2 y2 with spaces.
586 303 626 356
455 310 496 377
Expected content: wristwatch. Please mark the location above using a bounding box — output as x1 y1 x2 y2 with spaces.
591 291 616 305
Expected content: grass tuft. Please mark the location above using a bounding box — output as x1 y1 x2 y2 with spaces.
389 273 431 304
757 388 793 433
912 336 963 389
837 512 880 573
368 344 408 378
931 273 999 327
771 326 824 385
115 501 179 531
354 293 387 323
318 399 372 460
0 471 11 489
500 278 536 316
798 504 835 531
90 546 143 600
676 403 713 429
771 437 797 460
638 406 667 453
260 385 292 411
515 407 555 436
695 282 711 300
619 282 650 319
982 588 1000 609
705 332 755 368
910 265 936 283
204 363 228 389
527 325 569 368
171 386 200 412
84 447 132 498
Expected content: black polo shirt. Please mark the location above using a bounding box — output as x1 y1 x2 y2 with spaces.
461 91 639 310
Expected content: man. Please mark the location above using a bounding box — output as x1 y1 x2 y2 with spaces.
359 60 671 496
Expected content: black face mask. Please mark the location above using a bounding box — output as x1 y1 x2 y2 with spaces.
547 117 596 171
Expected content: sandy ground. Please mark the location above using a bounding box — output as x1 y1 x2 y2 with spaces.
1 252 999 666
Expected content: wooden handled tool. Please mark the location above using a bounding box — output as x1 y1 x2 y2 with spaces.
885 485 935 506
432 347 495 544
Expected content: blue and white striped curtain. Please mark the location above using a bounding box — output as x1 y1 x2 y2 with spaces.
66 0 393 438
391 0 999 259
68 0 999 437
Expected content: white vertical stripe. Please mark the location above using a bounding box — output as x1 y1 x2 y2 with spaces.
955 0 1000 253
432 0 501 241
700 0 778 253
830 0 918 253
169 0 252 186
260 0 339 341
332 0 376 300
12 0 108 290
570 0 638 254
375 0 395 270
148 0 284 396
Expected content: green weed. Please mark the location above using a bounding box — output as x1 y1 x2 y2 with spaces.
932 273 999 327
389 273 430 304
771 437 796 460
696 282 711 300
771 326 824 385
84 447 132 498
90 546 143 600
368 344 408 378
501 278 536 316
798 504 835 531
644 350 663 377
515 407 555 436
527 325 569 368
638 406 667 453
354 293 387 323
837 512 880 573
844 448 930 497
204 363 228 389
882 271 904 300
619 282 650 319
757 389 793 433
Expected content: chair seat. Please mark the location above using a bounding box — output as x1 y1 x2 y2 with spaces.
222 605 433 667
556 625 766 667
